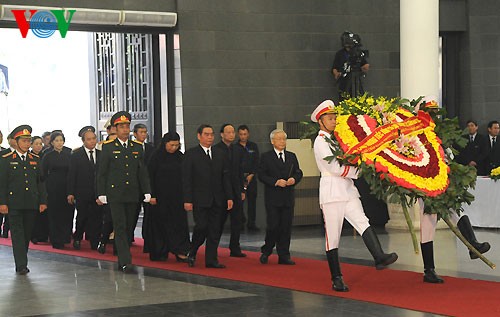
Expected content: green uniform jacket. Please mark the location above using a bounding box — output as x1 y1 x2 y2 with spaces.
0 151 47 209
96 139 151 203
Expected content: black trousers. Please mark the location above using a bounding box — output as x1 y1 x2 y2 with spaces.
73 199 102 247
261 203 293 258
243 179 257 227
8 209 36 271
47 196 75 246
131 201 143 242
31 209 49 241
99 205 113 244
190 204 223 265
110 202 137 266
220 197 242 252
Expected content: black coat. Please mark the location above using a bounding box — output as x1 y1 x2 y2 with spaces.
182 145 232 208
67 147 100 201
455 133 488 175
258 150 303 207
482 135 500 175
214 141 245 196
143 142 155 165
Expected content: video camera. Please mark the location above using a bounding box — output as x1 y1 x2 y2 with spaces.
340 31 369 73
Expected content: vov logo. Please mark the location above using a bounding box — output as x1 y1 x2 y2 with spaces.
11 9 76 38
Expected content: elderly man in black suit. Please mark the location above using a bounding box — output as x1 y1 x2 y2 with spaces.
67 126 102 250
183 124 233 268
456 120 488 175
258 129 303 265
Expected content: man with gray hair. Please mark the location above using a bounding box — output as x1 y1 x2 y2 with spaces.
258 129 302 265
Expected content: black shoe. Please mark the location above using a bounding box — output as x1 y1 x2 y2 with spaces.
187 252 196 267
362 226 398 270
31 238 38 245
332 276 349 292
278 258 296 265
259 253 268 264
206 263 226 269
375 253 398 270
2 231 8 238
230 251 247 258
423 269 444 283
469 242 491 260
16 267 30 275
73 240 81 250
52 244 64 250
119 264 134 273
97 242 106 254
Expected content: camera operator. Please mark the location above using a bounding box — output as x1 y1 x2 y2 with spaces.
332 31 369 100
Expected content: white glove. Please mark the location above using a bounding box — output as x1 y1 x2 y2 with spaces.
98 195 108 204
143 193 151 203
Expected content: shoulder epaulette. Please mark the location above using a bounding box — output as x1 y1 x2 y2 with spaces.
30 153 39 158
132 140 143 144
2 151 14 158
103 139 114 144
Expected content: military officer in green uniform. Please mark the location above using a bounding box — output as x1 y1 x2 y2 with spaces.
97 111 151 272
0 125 47 274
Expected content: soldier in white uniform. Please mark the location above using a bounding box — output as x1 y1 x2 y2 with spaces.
311 100 398 292
417 96 490 284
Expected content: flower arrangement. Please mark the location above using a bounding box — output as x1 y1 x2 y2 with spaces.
491 166 500 181
319 94 493 268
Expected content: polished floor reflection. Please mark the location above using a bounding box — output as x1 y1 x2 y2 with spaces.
0 224 497 316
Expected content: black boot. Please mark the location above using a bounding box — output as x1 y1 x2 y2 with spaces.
362 227 398 270
421 241 444 283
457 215 491 260
326 249 349 292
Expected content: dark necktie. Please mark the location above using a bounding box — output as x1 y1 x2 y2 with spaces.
89 150 95 164
279 152 284 163
470 135 473 143
21 154 25 162
206 149 211 159
123 142 127 149
493 137 496 148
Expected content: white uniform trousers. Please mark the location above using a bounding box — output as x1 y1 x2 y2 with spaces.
418 198 460 243
321 199 370 251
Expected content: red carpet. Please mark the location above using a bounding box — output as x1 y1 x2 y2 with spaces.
1 238 498 317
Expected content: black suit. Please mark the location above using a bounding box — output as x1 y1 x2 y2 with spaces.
214 141 245 253
67 147 102 247
482 135 500 175
258 149 303 258
456 133 488 175
183 144 232 265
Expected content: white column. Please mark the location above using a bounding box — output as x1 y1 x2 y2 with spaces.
400 0 439 100
387 1 444 232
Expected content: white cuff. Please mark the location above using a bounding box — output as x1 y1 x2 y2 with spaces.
143 193 151 203
98 195 108 204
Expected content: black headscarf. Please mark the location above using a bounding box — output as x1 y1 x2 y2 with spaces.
155 132 181 157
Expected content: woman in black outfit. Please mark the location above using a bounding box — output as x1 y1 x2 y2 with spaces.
41 132 74 249
147 132 190 261
30 136 49 244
